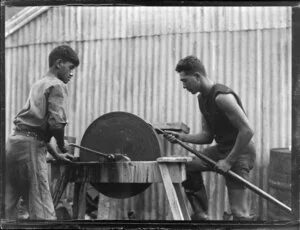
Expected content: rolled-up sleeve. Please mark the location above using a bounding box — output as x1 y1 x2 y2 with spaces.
47 84 68 130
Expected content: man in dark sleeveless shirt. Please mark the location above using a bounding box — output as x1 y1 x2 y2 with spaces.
165 56 256 220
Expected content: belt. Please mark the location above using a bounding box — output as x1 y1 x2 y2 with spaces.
14 129 46 142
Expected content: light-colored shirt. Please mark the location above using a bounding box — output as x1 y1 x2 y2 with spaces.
14 74 68 134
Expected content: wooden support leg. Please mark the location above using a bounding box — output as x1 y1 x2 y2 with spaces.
174 183 191 220
52 165 69 208
73 182 87 219
158 163 185 220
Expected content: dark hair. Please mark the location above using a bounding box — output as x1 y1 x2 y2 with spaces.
49 45 80 67
175 55 206 76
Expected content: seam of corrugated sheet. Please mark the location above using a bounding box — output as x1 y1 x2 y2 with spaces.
5 6 291 220
5 7 290 41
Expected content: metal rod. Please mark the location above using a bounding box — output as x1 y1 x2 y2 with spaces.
68 143 113 160
154 126 292 214
68 143 131 162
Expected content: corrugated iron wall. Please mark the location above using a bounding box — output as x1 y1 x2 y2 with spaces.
5 6 291 220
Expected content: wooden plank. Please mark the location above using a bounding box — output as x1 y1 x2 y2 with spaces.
158 163 184 220
157 156 192 163
157 157 189 184
73 182 87 219
52 165 69 207
72 183 80 219
166 164 187 183
78 182 87 219
173 183 191 220
69 161 186 183
152 122 190 134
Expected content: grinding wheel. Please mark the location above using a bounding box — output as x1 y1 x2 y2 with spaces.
80 111 162 198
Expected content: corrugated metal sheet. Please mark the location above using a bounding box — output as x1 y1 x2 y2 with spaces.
5 6 292 220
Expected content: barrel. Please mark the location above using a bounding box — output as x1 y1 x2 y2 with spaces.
268 148 292 220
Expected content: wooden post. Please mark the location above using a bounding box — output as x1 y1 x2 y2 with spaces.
173 183 191 220
157 157 192 220
292 6 300 222
158 163 185 220
73 182 87 219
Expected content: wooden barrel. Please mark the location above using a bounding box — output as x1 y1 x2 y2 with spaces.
268 148 292 220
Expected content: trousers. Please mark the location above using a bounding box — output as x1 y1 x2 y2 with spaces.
182 141 256 219
5 134 56 220
184 141 256 190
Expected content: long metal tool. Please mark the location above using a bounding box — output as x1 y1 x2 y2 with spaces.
68 143 131 162
153 126 292 214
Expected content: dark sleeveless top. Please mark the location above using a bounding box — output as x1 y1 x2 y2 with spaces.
198 84 246 152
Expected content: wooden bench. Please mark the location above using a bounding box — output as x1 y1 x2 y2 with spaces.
51 156 192 220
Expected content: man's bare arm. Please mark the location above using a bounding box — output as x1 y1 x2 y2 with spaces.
181 115 214 144
164 114 214 144
47 141 74 162
215 93 254 168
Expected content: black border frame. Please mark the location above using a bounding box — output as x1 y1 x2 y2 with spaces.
292 3 300 226
1 1 300 229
